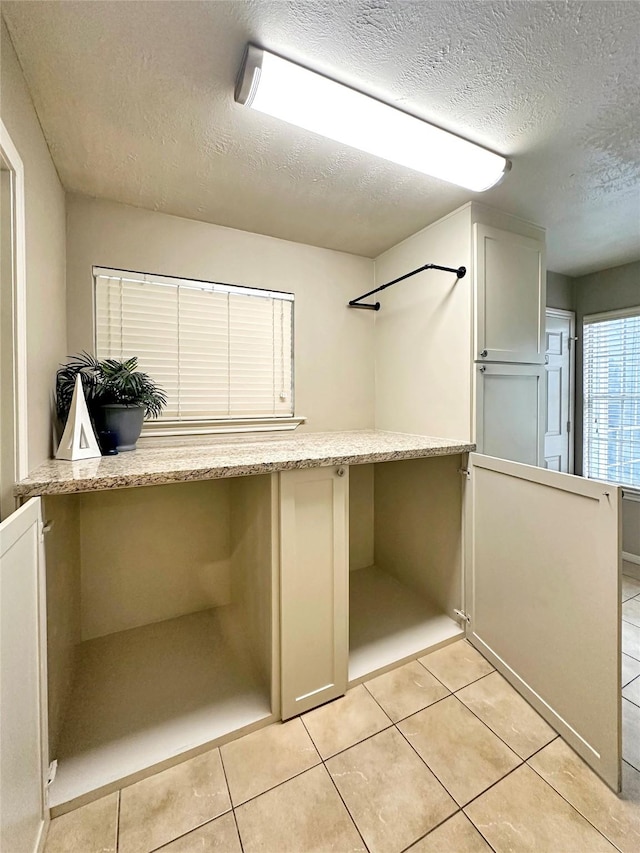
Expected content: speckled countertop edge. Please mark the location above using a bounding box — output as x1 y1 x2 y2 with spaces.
15 430 475 497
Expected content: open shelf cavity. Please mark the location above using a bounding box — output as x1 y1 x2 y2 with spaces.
45 475 276 811
348 456 464 683
349 565 462 682
50 608 271 808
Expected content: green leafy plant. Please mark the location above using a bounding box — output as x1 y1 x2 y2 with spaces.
55 352 167 426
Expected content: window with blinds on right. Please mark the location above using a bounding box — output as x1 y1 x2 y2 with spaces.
583 306 640 489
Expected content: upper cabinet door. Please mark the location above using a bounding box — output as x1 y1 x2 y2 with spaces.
466 453 621 790
474 224 545 364
280 466 349 719
0 497 48 853
475 362 545 465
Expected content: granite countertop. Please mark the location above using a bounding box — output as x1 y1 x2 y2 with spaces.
15 430 475 497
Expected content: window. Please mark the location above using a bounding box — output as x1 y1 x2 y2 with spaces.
583 306 640 489
94 267 298 434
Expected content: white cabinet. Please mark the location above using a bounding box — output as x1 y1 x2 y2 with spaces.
280 466 349 718
472 221 546 465
475 362 545 466
40 476 279 811
3 446 623 827
474 223 545 364
466 453 621 789
281 453 622 791
0 499 48 853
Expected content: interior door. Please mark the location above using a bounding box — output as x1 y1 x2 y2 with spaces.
0 497 48 852
466 453 621 790
544 309 575 472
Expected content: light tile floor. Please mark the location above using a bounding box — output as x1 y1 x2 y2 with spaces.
45 568 640 853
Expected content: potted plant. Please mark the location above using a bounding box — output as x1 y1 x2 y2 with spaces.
56 353 167 451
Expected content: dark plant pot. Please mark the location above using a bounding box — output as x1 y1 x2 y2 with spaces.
100 404 145 452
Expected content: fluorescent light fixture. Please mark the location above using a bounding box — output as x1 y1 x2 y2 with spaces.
235 45 510 192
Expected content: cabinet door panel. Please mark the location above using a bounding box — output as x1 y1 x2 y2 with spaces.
475 363 545 465
280 467 348 718
475 224 545 363
466 453 621 790
0 498 48 852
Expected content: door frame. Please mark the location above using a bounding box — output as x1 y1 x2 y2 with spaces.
0 120 29 511
545 307 576 474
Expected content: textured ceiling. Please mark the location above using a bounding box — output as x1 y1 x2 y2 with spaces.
3 0 640 276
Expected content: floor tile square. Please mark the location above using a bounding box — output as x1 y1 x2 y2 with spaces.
118 749 231 853
623 698 640 772
456 671 556 759
407 812 491 852
623 621 640 662
364 659 449 722
623 597 640 628
465 764 617 851
326 727 456 853
419 640 494 692
302 684 391 759
622 574 640 602
160 812 242 852
44 793 118 853
235 764 365 853
397 695 520 805
221 718 320 805
623 653 640 687
529 738 640 853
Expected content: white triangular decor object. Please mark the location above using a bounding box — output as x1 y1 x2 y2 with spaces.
55 374 102 460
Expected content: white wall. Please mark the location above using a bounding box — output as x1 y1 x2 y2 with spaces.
66 195 376 434
374 204 473 440
0 20 66 469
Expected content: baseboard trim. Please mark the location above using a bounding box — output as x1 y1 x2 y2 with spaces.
623 552 640 580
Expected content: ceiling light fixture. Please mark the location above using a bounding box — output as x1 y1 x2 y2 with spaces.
235 45 510 192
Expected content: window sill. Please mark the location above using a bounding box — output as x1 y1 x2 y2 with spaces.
140 415 306 439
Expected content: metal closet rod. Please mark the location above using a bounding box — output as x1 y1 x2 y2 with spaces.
348 262 466 311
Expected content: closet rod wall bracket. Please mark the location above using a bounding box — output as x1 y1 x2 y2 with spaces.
348 263 466 311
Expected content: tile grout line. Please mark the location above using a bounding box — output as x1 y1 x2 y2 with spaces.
361 653 555 847
525 755 625 852
146 749 237 852
115 789 121 853
218 748 245 853
299 712 371 852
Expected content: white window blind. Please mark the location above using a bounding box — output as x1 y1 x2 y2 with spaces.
94 268 294 423
583 306 640 489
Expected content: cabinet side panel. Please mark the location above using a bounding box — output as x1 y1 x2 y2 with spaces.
226 475 273 690
43 494 81 760
280 468 348 718
374 207 473 439
373 456 462 615
79 480 232 640
349 463 374 571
